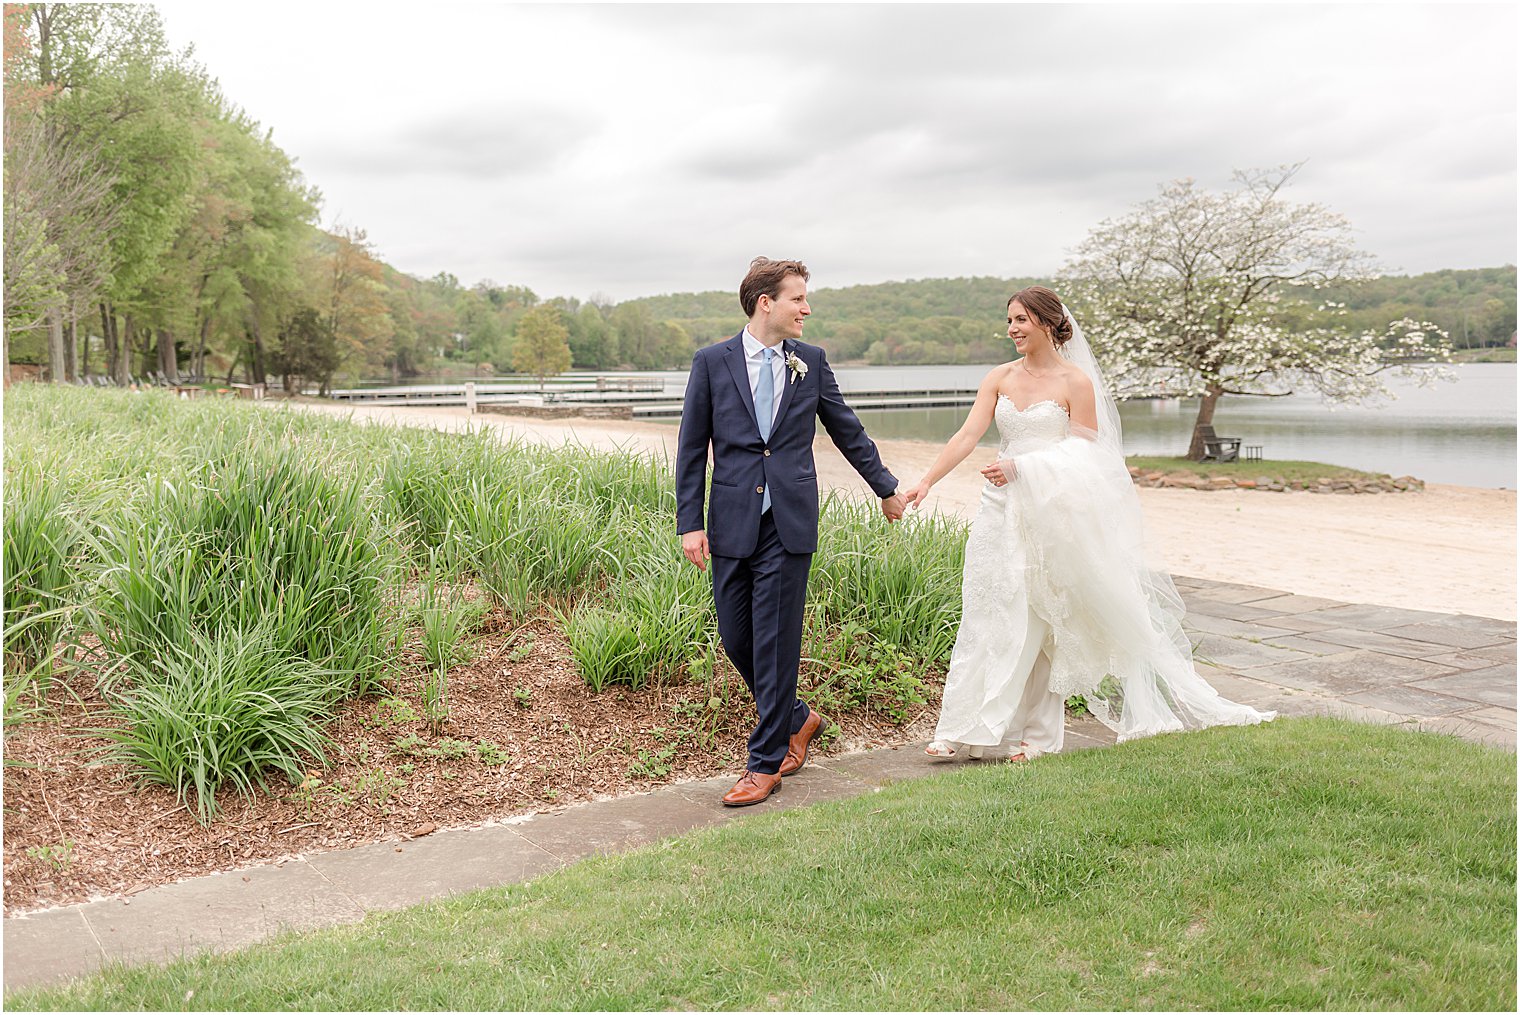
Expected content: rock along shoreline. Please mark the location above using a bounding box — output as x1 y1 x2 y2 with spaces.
1128 468 1425 494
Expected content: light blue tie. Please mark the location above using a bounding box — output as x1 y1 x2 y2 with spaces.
757 347 774 513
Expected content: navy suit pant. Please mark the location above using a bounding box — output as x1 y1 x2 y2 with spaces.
711 510 813 774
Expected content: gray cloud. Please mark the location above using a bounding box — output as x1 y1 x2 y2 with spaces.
157 2 1516 302
316 105 598 178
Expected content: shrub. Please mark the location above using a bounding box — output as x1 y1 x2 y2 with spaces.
93 625 347 824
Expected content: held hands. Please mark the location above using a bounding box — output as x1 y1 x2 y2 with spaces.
681 530 710 572
980 459 1016 487
880 492 906 523
902 482 932 512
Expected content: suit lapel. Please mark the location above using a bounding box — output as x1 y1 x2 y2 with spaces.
721 333 760 434
772 339 801 426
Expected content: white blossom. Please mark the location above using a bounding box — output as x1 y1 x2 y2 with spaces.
1057 164 1454 454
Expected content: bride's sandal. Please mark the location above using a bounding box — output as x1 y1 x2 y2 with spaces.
1007 742 1042 763
925 741 957 760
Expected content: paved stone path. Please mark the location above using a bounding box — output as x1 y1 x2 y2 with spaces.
4 578 1513 994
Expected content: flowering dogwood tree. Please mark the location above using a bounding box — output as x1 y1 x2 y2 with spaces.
1060 165 1452 459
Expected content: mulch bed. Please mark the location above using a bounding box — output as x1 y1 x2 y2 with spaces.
3 614 942 916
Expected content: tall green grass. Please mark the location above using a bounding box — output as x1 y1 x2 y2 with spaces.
92 624 347 823
809 495 966 666
3 463 82 670
559 512 716 691
7 385 974 820
85 445 396 688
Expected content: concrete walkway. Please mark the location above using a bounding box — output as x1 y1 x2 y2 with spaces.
4 578 1513 995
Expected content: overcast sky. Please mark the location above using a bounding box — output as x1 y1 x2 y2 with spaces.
152 2 1517 303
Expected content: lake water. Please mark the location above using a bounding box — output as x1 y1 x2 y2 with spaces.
640 363 1515 489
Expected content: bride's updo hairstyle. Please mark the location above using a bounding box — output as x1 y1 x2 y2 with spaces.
1008 286 1074 348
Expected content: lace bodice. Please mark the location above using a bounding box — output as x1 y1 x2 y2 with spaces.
995 396 1070 457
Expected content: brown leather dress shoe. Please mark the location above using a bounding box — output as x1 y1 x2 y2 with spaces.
721 770 781 807
778 709 825 777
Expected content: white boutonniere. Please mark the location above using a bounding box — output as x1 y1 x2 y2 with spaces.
785 351 807 385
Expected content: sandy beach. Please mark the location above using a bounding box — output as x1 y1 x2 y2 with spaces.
277 401 1517 621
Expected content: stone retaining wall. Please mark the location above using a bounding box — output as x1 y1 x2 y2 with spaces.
1128 467 1424 494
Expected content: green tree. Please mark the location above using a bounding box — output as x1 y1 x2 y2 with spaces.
457 289 504 369
2 3 120 381
571 302 615 368
14 4 223 383
137 97 305 384
269 306 337 394
383 286 422 382
327 227 393 386
512 304 571 390
610 302 664 369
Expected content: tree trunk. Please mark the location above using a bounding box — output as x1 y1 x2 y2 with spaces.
137 320 154 379
1187 385 1224 460
225 347 241 387
158 327 179 384
33 6 55 88
248 316 267 384
46 307 66 382
80 320 91 377
100 302 116 380
115 314 133 385
192 315 210 381
63 319 77 382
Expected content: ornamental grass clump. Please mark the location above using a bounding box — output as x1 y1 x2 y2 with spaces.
377 434 661 612
560 510 714 691
376 429 501 573
3 462 83 670
809 497 966 668
93 623 346 823
551 442 673 517
89 445 396 684
470 487 618 610
81 444 398 820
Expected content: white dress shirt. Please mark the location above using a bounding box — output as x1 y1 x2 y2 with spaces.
742 327 786 426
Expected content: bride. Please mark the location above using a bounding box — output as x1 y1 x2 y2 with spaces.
902 286 1274 762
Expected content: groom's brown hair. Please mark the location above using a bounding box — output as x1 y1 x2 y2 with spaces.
740 257 809 318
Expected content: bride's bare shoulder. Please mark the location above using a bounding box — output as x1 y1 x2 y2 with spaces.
1062 362 1094 395
979 363 1016 388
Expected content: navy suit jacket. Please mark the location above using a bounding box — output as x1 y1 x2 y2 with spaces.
676 333 898 557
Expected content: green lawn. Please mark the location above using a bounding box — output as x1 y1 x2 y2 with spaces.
1125 455 1390 483
12 718 1515 1011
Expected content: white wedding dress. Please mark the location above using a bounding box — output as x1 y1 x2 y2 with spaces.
932 394 1275 757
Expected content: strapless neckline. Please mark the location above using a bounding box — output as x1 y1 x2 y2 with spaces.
997 393 1070 417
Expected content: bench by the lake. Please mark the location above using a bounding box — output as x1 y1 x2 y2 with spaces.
1198 423 1242 462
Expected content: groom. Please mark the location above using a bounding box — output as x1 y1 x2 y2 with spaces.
677 257 904 806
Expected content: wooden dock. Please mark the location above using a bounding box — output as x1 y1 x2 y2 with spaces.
326 378 978 413
628 390 978 418
327 377 665 407
326 380 979 416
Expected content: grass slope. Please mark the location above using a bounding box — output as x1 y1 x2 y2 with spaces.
13 718 1515 1011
